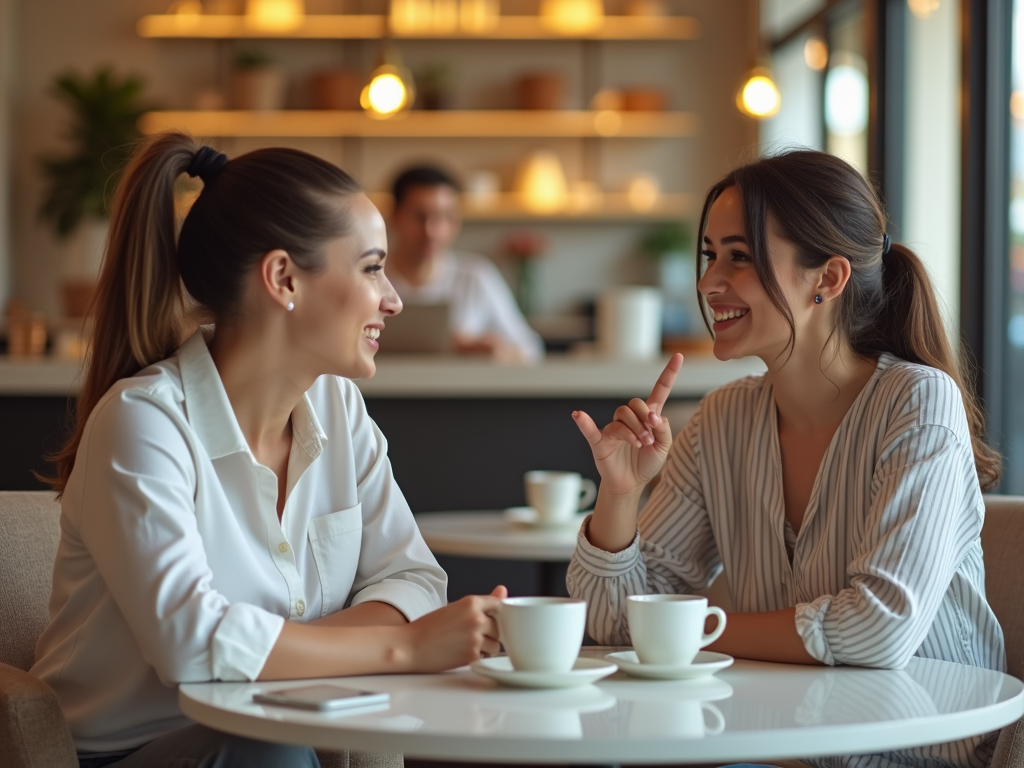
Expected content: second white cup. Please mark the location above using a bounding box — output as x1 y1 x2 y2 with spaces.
627 594 727 666
496 597 586 673
524 470 597 526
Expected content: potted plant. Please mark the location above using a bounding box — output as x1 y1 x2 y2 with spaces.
639 222 701 338
38 67 151 317
232 48 287 110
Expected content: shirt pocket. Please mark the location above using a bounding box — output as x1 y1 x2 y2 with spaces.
308 504 363 617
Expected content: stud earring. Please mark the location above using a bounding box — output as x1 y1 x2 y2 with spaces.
287 302 295 311
814 294 823 304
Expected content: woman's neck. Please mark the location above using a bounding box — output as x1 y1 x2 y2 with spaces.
207 322 311 458
765 339 878 434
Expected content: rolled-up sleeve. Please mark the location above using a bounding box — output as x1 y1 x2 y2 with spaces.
568 408 722 644
78 390 285 684
794 423 980 669
344 384 447 620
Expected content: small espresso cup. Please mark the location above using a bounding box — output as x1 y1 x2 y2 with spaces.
524 471 598 526
496 597 587 673
627 594 727 666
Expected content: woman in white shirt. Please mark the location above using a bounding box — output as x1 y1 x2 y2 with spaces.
568 150 1004 768
32 134 504 767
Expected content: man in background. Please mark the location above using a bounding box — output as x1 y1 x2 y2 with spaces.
386 165 544 363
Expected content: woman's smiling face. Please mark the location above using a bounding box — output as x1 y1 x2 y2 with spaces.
697 185 812 363
294 193 402 379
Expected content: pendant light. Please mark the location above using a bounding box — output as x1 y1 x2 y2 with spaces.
361 47 416 119
736 64 781 120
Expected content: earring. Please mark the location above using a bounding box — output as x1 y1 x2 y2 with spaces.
287 302 295 311
814 294 823 304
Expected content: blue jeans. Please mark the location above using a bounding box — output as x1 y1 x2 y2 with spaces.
78 724 319 768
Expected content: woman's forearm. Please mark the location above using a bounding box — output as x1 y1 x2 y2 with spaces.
311 600 408 628
707 607 820 665
585 486 644 553
258 622 414 680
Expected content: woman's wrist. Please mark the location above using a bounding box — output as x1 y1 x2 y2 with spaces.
586 486 643 553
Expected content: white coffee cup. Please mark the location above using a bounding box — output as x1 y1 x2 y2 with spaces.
496 597 586 673
524 471 597 526
627 594 727 666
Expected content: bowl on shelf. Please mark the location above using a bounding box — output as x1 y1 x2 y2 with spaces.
622 87 668 111
309 69 361 110
517 72 564 110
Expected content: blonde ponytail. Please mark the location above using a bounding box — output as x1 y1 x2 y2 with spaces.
49 133 197 495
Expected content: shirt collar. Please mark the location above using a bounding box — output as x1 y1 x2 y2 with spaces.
177 327 328 462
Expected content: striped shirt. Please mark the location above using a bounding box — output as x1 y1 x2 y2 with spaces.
568 353 1005 768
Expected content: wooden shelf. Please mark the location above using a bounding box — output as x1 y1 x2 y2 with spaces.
136 13 700 40
368 192 691 221
138 109 697 138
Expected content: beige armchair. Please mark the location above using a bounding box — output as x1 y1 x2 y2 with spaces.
982 494 1024 768
0 491 400 768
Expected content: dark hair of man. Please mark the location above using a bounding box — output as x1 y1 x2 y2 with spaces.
391 165 461 208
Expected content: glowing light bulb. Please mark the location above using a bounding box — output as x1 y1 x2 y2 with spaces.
363 74 407 115
736 70 781 119
518 151 568 213
540 0 604 34
804 37 828 71
246 0 305 31
908 0 939 19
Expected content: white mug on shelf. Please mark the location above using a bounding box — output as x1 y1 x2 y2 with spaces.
597 286 663 360
627 594 726 666
524 470 597 526
496 597 587 673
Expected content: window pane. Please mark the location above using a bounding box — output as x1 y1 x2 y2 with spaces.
1006 0 1024 493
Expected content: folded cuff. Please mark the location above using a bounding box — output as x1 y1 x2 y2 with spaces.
571 515 642 578
795 596 837 666
351 580 443 622
211 603 286 681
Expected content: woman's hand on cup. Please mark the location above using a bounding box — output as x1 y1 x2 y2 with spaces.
404 585 507 672
572 354 683 496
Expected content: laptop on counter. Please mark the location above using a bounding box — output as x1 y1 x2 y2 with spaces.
377 303 452 355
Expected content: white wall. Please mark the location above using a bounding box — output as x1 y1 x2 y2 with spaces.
902 0 962 330
8 0 756 318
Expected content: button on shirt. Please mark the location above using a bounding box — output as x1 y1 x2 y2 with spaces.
568 354 1005 768
31 328 447 753
388 251 544 362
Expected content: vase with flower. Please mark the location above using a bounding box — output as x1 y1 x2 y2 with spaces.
502 230 548 317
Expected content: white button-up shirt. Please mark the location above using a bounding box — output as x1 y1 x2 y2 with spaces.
32 328 446 753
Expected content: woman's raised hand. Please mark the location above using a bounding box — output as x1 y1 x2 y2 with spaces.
404 585 507 672
572 354 683 497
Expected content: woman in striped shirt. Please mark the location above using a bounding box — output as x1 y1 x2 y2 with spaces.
567 150 1005 768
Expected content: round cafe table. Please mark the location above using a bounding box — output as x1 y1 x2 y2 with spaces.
414 510 583 596
179 647 1024 765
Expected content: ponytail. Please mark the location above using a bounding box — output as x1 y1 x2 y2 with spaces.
46 132 363 496
698 150 1002 492
48 133 196 495
869 244 1002 490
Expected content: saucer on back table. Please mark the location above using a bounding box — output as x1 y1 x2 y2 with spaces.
605 650 734 680
503 506 590 528
471 656 617 689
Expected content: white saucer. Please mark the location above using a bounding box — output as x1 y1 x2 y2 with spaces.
503 506 590 529
471 656 617 689
605 650 734 680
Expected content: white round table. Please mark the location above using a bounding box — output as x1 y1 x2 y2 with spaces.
415 511 584 595
179 648 1024 765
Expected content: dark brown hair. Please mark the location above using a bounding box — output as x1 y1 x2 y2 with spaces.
696 149 1002 490
49 132 362 494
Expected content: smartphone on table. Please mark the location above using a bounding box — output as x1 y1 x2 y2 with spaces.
253 684 390 712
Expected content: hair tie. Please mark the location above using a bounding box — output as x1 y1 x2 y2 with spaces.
187 146 228 184
882 232 892 256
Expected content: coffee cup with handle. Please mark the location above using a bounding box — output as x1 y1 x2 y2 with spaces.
495 596 587 673
627 594 727 666
524 470 597 527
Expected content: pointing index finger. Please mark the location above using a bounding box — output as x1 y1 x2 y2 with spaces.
647 353 684 412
